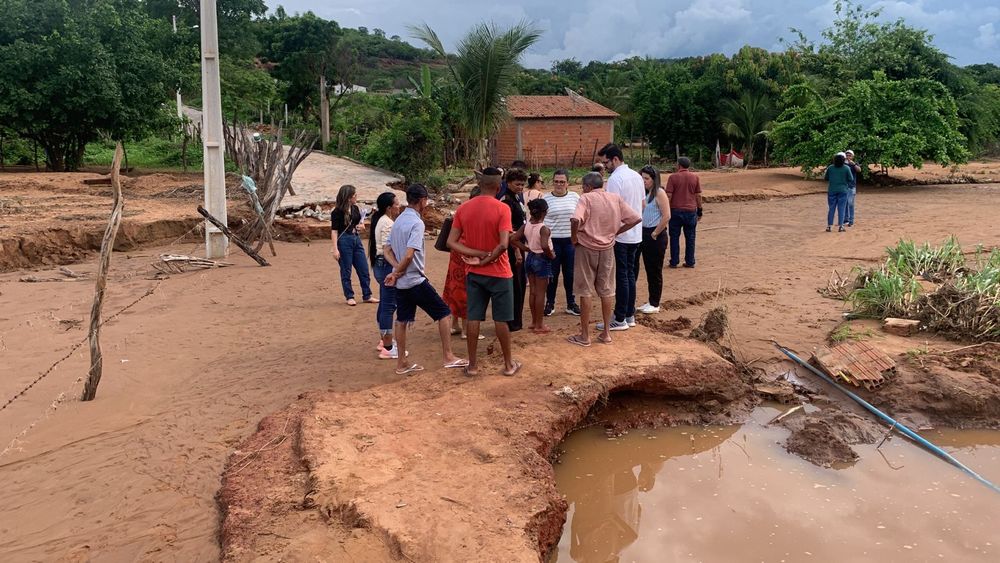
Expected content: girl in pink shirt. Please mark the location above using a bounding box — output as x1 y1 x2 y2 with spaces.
514 199 556 334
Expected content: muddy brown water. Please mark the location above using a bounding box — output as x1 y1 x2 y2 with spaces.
553 407 1000 562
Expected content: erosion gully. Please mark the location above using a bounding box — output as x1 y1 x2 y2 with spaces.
551 405 1000 562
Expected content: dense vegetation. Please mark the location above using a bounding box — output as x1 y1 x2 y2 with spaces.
1 0 998 180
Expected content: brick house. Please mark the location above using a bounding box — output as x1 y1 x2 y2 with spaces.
494 95 618 168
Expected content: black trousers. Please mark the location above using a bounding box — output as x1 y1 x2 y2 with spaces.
641 227 668 307
507 247 526 331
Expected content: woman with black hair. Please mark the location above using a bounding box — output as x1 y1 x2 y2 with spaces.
637 165 671 314
331 184 375 305
525 173 545 203
824 152 854 232
369 192 403 358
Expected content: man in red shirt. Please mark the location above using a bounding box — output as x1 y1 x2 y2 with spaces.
447 168 522 377
664 157 704 268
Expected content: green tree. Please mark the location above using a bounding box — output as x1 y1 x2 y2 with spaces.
720 92 775 164
771 74 969 174
411 21 541 166
361 97 443 182
633 64 718 157
0 0 177 170
145 0 266 58
259 11 348 118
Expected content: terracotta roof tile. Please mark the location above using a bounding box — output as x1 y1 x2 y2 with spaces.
504 95 619 119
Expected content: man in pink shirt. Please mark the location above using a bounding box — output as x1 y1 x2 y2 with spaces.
568 172 641 347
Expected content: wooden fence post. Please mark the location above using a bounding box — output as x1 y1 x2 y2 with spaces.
82 143 125 401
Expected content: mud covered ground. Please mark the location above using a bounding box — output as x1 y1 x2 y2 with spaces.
0 167 998 561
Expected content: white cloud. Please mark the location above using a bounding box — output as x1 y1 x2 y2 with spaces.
975 22 998 50
266 1 1000 67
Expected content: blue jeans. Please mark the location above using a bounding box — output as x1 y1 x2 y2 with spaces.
546 237 576 308
668 210 698 267
373 257 396 335
846 187 856 224
337 233 371 300
827 192 848 226
613 242 640 322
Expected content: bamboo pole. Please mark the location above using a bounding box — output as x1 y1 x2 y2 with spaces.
82 143 125 401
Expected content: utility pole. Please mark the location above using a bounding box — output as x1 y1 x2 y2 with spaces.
201 0 228 258
173 15 183 119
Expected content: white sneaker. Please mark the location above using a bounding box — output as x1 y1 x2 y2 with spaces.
637 303 660 314
378 346 409 360
626 316 636 327
596 320 630 331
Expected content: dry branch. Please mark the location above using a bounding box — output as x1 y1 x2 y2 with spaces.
197 206 270 266
82 143 125 402
153 254 233 274
223 123 316 251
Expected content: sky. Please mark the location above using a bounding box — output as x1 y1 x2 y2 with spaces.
265 0 1000 68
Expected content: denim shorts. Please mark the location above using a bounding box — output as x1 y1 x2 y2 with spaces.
524 252 553 278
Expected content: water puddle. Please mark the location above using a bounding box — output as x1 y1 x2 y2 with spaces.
553 406 1000 562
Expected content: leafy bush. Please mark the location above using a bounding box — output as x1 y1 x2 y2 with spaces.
0 134 35 166
359 97 443 182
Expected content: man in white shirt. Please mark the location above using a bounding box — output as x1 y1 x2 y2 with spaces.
543 169 582 317
597 143 644 331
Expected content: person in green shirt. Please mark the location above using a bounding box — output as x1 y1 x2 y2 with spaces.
824 152 854 232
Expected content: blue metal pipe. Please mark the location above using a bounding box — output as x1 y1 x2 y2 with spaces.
774 342 1000 495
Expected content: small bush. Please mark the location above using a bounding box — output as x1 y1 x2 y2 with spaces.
358 97 443 182
0 135 35 166
846 238 999 341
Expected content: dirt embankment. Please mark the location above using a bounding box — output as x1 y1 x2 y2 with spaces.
867 344 1000 430
217 335 755 562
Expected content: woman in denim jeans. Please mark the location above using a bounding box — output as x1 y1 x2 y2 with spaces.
331 184 376 305
368 192 403 358
824 153 853 232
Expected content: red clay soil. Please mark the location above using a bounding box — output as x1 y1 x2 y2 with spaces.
864 344 1000 430
2 168 999 561
218 336 754 562
0 172 222 271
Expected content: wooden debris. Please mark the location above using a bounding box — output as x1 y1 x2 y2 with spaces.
197 206 270 266
19 267 90 283
767 405 803 425
813 341 896 390
223 123 315 253
882 318 921 336
153 254 233 274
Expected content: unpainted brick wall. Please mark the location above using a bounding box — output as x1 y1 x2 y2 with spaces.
494 118 613 167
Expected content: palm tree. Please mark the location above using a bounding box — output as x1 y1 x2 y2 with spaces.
721 92 775 165
410 21 541 167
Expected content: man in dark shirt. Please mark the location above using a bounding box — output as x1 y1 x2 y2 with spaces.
664 157 703 268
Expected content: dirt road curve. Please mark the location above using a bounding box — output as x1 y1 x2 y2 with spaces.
0 176 997 560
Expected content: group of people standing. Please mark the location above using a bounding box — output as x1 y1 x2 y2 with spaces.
331 143 704 377
824 150 861 231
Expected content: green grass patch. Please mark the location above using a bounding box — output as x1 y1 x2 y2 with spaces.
845 237 999 341
830 324 876 342
84 136 205 172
